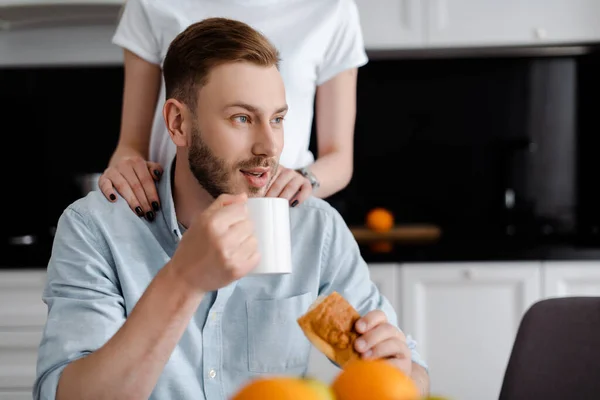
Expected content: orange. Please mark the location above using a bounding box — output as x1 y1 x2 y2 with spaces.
332 359 420 400
231 377 322 400
366 208 394 232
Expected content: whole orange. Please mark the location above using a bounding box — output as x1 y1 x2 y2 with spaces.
231 377 321 400
366 208 394 232
332 359 420 400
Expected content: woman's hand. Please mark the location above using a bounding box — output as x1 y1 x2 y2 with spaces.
265 166 313 207
98 156 164 222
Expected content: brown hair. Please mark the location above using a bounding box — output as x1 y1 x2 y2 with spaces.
163 17 280 109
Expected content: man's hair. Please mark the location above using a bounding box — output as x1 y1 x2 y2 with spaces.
163 17 280 108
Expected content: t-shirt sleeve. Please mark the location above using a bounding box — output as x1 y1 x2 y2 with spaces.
33 207 126 400
112 0 162 65
316 0 369 85
318 206 429 371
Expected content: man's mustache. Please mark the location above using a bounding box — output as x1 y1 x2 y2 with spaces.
237 157 276 169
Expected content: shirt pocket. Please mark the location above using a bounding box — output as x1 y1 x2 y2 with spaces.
246 292 313 373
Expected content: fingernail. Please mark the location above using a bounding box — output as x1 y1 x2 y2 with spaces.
135 206 144 217
146 211 155 222
109 194 116 201
355 339 366 351
152 201 160 212
356 321 366 332
363 350 372 359
154 170 162 178
291 200 299 207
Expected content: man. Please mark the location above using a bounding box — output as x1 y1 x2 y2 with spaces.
34 18 429 400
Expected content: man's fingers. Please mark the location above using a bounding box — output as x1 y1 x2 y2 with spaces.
354 322 398 353
210 193 248 210
206 202 249 237
355 309 388 333
361 338 410 360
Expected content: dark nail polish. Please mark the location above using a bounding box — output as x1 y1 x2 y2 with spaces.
291 200 299 208
109 194 116 201
152 201 160 212
135 206 144 217
154 170 162 178
146 211 155 222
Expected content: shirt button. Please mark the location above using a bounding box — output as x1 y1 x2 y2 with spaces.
208 369 217 379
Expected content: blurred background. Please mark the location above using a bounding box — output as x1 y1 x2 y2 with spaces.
3 1 600 399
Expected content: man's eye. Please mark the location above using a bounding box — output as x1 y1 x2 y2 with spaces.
272 116 284 124
234 115 248 123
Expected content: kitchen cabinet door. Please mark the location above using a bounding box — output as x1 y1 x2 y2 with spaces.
368 263 400 315
426 0 600 48
355 0 425 50
0 332 42 393
543 261 600 297
0 392 33 400
0 270 47 328
401 262 542 400
0 271 46 394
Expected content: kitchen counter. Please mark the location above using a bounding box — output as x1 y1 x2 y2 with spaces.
4 238 600 269
3 222 600 269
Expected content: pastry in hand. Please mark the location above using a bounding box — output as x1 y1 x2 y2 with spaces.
297 291 361 367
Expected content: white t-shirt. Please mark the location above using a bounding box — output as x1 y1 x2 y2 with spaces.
112 0 368 169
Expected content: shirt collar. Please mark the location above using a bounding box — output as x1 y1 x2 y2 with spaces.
158 157 182 240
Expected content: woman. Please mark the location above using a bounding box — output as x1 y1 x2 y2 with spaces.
100 0 366 221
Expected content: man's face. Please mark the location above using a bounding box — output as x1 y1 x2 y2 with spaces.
187 62 287 198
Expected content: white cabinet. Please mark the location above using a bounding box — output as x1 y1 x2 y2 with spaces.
367 263 400 316
543 261 600 297
426 0 600 48
0 270 47 394
355 0 424 49
356 0 600 50
400 262 542 400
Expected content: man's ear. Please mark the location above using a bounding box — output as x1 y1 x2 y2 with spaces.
163 98 192 147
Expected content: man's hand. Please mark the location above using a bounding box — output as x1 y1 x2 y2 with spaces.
353 310 412 377
168 193 260 293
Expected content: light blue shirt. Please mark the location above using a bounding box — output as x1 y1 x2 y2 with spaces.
34 160 427 400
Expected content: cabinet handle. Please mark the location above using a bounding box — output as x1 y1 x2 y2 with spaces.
400 0 412 29
430 0 449 31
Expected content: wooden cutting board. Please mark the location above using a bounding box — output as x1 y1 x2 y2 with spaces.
350 225 441 243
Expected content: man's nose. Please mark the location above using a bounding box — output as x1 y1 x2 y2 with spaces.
251 122 280 158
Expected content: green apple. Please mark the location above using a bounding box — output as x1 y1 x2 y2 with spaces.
303 378 336 400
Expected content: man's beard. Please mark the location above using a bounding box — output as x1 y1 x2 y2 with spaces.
188 124 278 199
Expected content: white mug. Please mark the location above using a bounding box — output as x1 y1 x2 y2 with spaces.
246 197 293 274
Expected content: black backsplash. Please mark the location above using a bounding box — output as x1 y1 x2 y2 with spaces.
1 66 123 265
315 51 600 246
4 50 600 267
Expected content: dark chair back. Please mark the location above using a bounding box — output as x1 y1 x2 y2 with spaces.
499 297 600 400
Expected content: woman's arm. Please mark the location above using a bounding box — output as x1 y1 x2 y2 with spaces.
309 68 358 198
265 68 358 205
110 49 162 164
98 49 164 220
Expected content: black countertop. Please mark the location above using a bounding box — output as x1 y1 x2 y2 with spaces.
3 236 600 269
